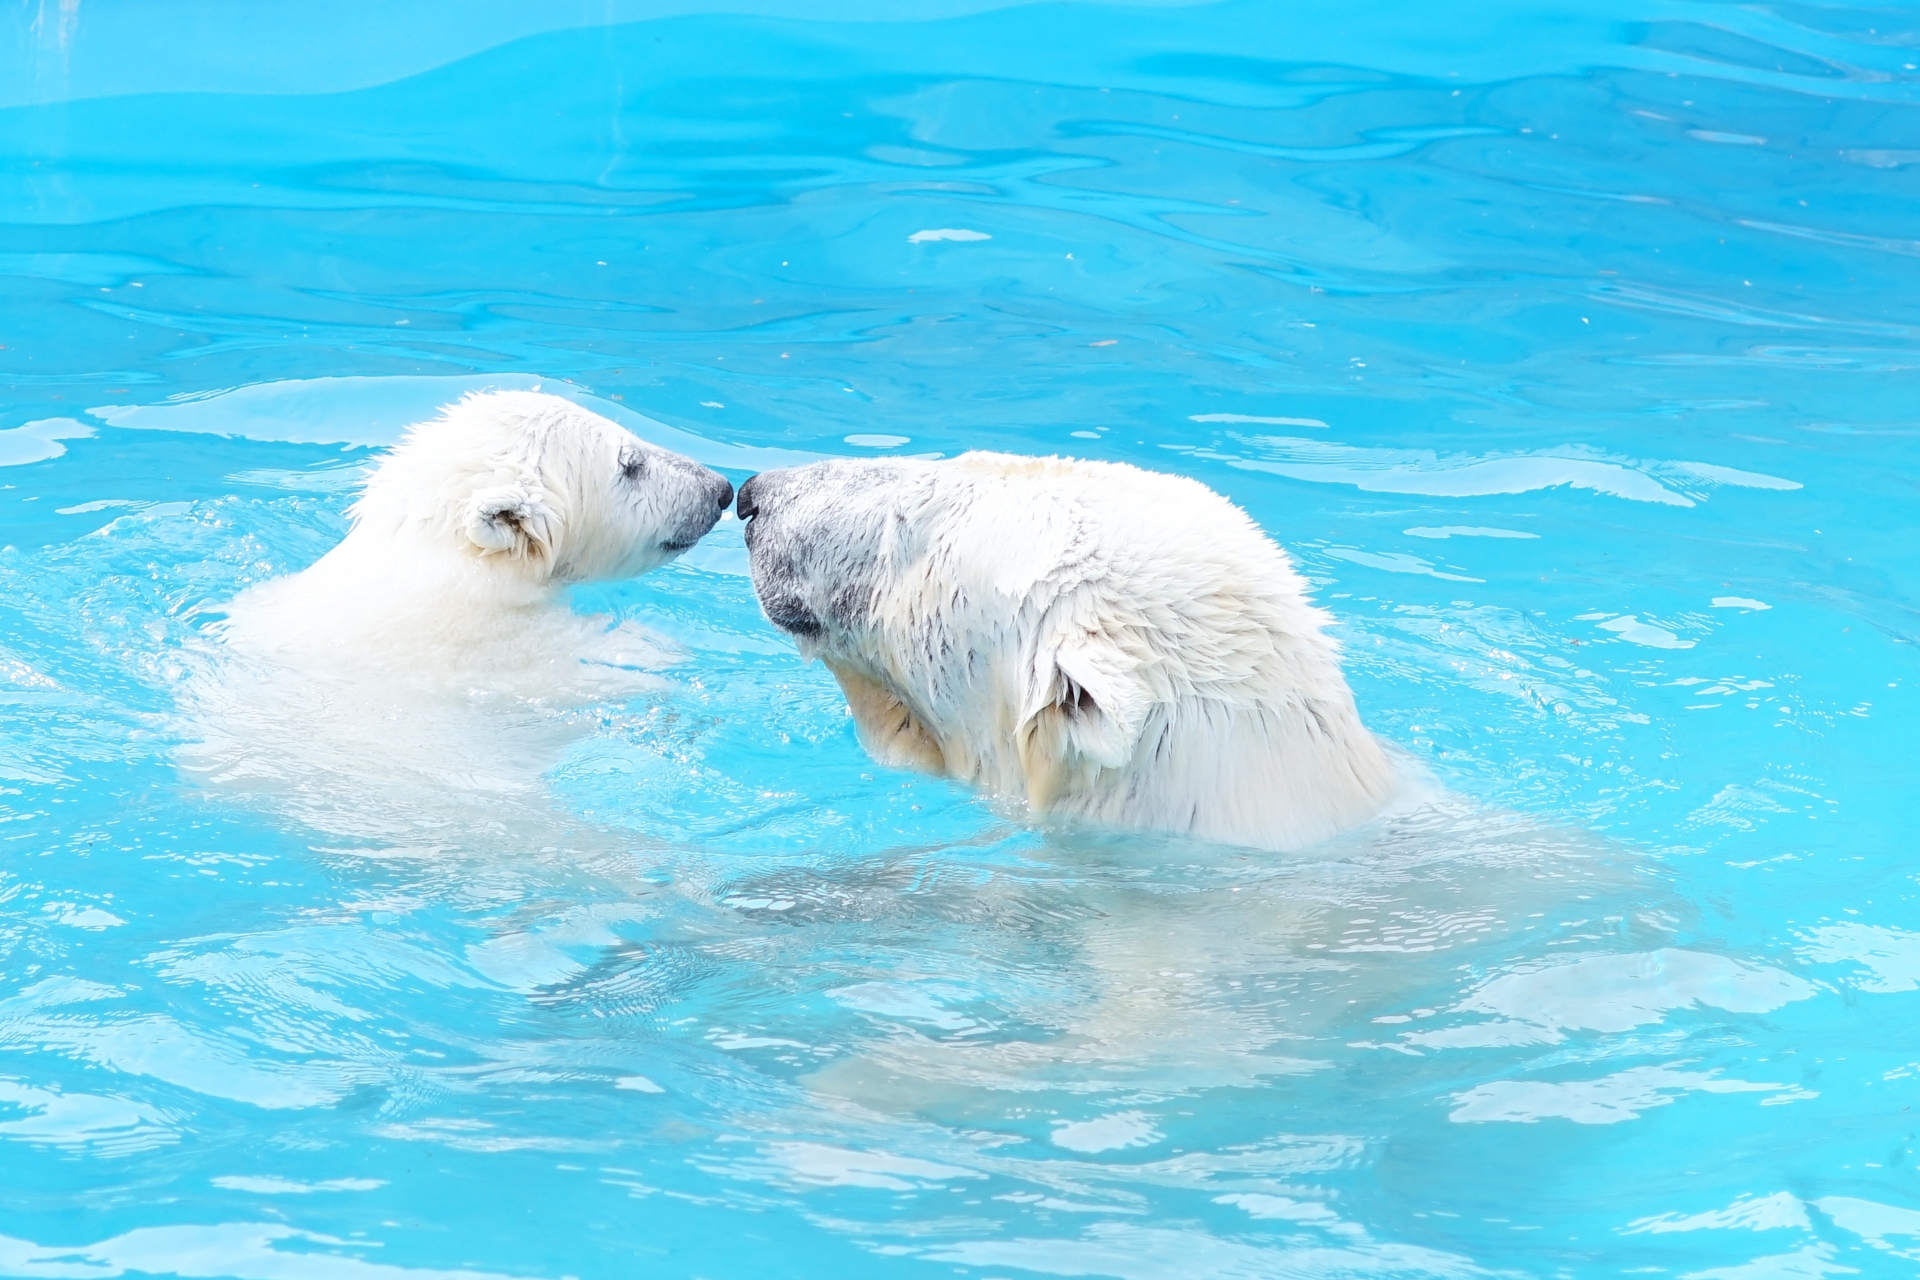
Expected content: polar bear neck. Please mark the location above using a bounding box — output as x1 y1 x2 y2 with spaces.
827 620 1398 853
1028 687 1399 851
817 564 1400 852
1001 632 1395 853
221 518 570 672
322 518 558 610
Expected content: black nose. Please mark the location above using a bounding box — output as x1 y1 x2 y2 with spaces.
735 473 762 521
713 474 735 512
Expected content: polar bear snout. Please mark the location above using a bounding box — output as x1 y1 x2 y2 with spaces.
736 469 825 637
654 460 734 552
737 461 912 640
734 473 764 522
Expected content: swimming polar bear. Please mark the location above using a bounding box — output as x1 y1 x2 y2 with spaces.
219 389 732 686
736 452 1400 852
186 390 732 838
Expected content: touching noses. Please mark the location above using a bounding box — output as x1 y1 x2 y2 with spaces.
735 473 763 521
709 470 735 514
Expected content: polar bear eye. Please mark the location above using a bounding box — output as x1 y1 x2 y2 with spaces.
620 451 646 483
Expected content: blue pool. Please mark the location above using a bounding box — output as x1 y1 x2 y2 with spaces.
2 2 1918 1276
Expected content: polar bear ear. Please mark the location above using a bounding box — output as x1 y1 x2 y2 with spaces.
1018 633 1150 806
465 483 555 560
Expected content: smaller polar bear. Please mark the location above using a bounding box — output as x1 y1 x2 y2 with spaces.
736 453 1399 852
220 390 733 687
189 391 732 836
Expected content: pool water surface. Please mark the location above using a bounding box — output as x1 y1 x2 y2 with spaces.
1 2 1918 1276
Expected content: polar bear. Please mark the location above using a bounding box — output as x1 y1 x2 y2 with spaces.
186 390 733 836
219 389 732 684
736 452 1399 851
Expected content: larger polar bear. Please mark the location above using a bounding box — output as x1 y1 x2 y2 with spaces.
736 452 1399 851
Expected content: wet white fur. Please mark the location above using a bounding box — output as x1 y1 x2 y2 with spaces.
185 392 729 836
219 390 727 688
742 452 1399 851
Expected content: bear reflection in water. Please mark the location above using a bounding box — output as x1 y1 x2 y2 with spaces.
799 811 1653 1120
737 453 1404 853
182 391 732 837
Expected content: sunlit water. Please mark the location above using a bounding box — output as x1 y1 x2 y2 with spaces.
2 3 1918 1276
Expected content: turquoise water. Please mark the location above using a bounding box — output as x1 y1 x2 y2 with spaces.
3 1 1919 1276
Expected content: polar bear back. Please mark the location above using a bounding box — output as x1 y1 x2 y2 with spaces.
932 454 1396 847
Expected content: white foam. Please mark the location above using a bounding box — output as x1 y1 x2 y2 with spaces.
1402 526 1538 540
0 1221 527 1280
55 498 146 515
210 1176 386 1195
1324 547 1482 583
1188 413 1329 428
1213 1194 1343 1224
1813 1196 1920 1250
1626 1192 1812 1235
1412 949 1814 1048
0 1079 172 1155
751 1142 979 1190
1596 615 1693 649
830 982 979 1031
1450 1064 1781 1125
1799 923 1920 993
907 228 991 243
1221 442 1697 505
614 1076 665 1094
1175 437 1799 507
1670 461 1800 491
0 417 93 467
1050 1111 1160 1153
925 1223 1482 1280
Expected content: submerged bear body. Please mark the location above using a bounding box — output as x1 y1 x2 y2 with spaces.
737 452 1398 852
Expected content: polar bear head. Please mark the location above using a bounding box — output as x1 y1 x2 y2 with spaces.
737 452 1396 850
349 390 733 591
